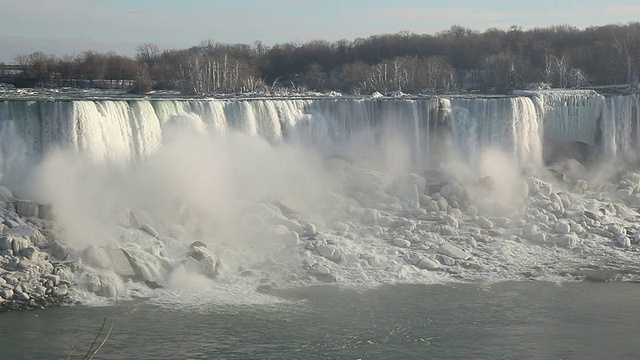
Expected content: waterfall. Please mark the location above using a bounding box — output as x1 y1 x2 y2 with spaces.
0 98 442 182
517 90 640 164
2 93 639 185
450 97 543 169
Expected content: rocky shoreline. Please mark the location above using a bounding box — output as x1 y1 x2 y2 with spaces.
1 186 70 312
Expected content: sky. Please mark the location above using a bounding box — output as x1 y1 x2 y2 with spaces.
1 0 640 62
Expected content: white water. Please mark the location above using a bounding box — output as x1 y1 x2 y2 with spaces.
450 97 543 170
2 92 640 306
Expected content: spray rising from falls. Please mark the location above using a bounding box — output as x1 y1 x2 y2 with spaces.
1 92 640 306
450 97 543 170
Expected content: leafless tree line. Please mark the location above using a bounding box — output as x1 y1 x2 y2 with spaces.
4 22 640 94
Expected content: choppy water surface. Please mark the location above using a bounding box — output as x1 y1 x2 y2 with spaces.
1 281 639 360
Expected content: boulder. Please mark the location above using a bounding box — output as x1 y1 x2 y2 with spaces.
317 244 341 260
437 243 471 260
392 238 411 248
14 200 39 218
388 180 420 207
554 222 571 235
361 208 379 225
436 254 457 266
477 217 494 230
617 236 631 248
184 244 220 278
140 223 159 238
0 288 13 300
0 186 14 203
416 257 441 270
47 240 70 260
4 225 47 247
52 284 68 297
556 234 579 248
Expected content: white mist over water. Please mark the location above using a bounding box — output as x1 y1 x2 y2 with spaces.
1 93 640 306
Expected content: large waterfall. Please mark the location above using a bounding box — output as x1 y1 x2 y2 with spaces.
2 93 640 183
3 90 640 311
0 98 444 183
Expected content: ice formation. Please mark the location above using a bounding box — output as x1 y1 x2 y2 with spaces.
0 91 639 308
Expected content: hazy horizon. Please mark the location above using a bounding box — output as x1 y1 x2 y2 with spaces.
1 0 640 62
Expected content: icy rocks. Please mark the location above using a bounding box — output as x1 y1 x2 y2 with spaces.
184 243 220 278
554 222 571 235
476 217 494 230
437 243 471 260
416 257 441 270
14 200 39 218
0 235 32 256
392 238 411 248
361 208 379 225
556 234 579 248
4 226 47 248
140 223 159 238
317 244 341 261
617 236 632 248
47 240 70 260
0 185 14 203
528 177 553 197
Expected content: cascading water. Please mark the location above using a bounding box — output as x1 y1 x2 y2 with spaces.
602 95 640 163
516 90 640 165
450 97 543 170
0 98 443 183
3 92 640 308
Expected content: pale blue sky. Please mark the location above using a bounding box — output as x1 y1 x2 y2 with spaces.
1 0 640 62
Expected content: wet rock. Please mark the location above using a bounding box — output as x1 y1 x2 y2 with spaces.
0 288 13 299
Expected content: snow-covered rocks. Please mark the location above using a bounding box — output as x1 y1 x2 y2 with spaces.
182 242 220 278
416 257 441 270
437 243 471 260
392 238 412 248
554 222 571 235
528 177 553 197
556 234 579 248
14 200 39 218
